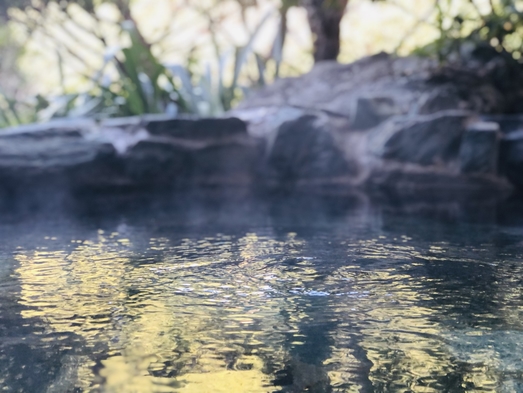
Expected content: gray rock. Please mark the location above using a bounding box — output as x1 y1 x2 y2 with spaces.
187 141 263 185
481 114 523 135
1 52 522 195
234 52 519 192
459 122 500 174
417 85 462 114
139 116 262 186
350 96 399 130
266 115 353 185
229 106 307 156
146 117 247 139
120 140 188 187
0 120 112 172
501 130 523 189
369 111 468 166
0 116 258 191
239 52 520 121
238 53 433 118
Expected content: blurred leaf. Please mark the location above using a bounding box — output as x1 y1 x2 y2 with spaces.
232 9 273 87
0 0 293 127
166 64 199 113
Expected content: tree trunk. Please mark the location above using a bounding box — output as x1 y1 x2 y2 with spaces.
302 0 348 62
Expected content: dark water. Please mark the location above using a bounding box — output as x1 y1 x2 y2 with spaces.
1 191 523 393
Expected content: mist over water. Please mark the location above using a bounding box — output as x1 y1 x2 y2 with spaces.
1 191 523 393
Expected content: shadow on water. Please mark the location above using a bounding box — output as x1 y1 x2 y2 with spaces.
1 188 523 392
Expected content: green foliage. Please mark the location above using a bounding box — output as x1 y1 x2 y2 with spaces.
0 18 187 125
106 21 188 117
0 0 281 127
415 0 523 62
4 0 522 129
0 22 30 128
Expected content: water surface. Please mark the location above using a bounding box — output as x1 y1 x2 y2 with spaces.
1 192 523 392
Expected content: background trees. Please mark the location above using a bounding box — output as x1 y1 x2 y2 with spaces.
301 0 348 61
0 0 522 127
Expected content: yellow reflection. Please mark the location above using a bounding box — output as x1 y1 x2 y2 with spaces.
12 228 515 393
101 354 272 393
324 238 507 392
15 233 132 389
14 231 299 392
100 355 178 393
16 234 130 341
176 355 269 393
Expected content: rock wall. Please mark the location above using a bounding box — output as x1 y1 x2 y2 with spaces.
232 52 523 192
0 116 262 193
1 52 523 196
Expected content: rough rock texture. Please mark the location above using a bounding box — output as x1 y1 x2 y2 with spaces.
266 115 354 186
459 122 500 174
231 51 523 192
0 120 113 171
2 52 523 195
0 115 262 193
238 51 523 118
368 111 468 165
500 131 523 189
481 115 523 189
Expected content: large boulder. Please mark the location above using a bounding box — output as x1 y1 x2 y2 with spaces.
367 111 468 166
239 47 523 118
265 115 355 186
231 51 523 191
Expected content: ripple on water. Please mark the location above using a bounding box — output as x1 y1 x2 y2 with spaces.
0 218 523 392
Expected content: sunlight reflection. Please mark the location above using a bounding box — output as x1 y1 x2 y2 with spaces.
8 224 523 392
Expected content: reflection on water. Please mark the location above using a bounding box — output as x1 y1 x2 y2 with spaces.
2 193 523 392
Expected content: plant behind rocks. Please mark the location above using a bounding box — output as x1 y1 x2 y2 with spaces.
0 0 281 126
